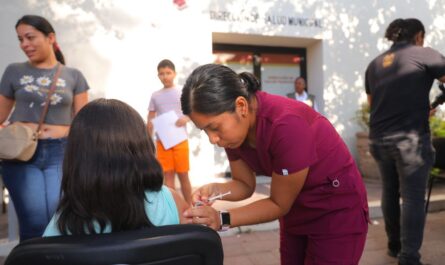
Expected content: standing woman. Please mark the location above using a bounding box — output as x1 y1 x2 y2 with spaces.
181 64 369 265
365 18 445 265
0 15 89 241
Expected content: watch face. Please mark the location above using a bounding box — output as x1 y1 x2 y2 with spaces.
221 211 230 226
219 211 231 231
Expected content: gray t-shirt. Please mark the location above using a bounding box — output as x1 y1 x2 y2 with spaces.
0 62 90 125
148 86 183 117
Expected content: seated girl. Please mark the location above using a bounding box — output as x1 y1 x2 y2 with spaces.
43 98 189 236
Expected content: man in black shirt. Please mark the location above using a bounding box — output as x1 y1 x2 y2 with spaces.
365 18 445 265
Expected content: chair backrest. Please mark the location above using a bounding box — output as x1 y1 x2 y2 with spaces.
433 137 445 169
4 224 223 265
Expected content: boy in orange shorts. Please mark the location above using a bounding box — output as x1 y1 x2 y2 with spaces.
147 59 192 205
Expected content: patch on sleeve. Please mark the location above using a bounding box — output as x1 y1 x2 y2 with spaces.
382 53 395 68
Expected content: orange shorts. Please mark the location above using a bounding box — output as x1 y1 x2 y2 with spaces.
156 140 189 173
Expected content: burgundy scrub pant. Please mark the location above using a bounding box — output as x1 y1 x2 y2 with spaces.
280 226 367 265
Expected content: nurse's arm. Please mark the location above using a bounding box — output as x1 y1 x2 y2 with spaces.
183 164 308 230
217 159 257 201
228 167 308 227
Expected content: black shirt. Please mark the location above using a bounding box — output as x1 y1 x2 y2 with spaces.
365 42 445 139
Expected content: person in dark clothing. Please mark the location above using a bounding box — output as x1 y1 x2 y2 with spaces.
286 77 319 112
365 18 445 265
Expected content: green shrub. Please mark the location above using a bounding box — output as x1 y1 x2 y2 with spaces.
354 102 370 132
430 115 445 138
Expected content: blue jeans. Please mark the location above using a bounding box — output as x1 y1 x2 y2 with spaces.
370 132 434 265
2 138 66 241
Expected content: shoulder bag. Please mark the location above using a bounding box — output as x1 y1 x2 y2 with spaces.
0 64 62 161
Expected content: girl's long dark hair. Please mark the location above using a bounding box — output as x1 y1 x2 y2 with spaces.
57 98 164 235
16 15 65 65
181 64 260 115
384 18 425 44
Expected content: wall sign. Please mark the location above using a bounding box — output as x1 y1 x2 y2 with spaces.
209 10 322 28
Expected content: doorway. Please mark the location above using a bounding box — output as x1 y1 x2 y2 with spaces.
213 43 306 97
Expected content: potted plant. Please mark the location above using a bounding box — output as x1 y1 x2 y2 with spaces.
430 114 445 138
355 102 445 182
354 102 382 181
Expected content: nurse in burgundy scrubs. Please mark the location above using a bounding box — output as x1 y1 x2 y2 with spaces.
181 64 369 265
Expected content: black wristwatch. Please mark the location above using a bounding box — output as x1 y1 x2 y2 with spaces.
219 210 231 231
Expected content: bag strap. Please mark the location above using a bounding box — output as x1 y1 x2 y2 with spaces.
35 63 62 136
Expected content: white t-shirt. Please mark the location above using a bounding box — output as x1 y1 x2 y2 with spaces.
294 91 319 112
148 86 183 117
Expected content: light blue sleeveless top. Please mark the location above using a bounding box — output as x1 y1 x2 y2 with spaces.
43 186 179 237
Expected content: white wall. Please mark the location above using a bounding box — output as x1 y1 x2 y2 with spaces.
0 0 213 113
1 0 445 180
306 40 323 112
207 0 445 159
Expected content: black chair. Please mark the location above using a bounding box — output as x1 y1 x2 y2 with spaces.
425 137 445 213
4 224 223 265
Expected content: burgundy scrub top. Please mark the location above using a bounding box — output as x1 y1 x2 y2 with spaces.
226 91 369 235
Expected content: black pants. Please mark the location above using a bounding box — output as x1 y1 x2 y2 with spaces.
370 132 434 265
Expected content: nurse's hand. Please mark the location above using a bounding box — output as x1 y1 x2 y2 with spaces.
192 183 220 206
183 205 221 231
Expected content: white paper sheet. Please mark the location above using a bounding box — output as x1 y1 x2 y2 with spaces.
152 110 187 150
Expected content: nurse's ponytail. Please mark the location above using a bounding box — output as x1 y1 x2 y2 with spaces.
239 72 261 96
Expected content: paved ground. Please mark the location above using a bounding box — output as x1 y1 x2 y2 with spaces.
214 177 445 265
220 211 445 265
0 177 444 264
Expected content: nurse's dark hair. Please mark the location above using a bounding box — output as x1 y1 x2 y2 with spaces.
56 98 163 235
385 18 425 43
181 64 260 115
15 15 65 65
